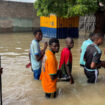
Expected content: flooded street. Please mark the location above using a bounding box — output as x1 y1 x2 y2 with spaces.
0 33 105 105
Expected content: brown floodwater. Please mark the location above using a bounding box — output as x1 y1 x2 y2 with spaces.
0 32 105 105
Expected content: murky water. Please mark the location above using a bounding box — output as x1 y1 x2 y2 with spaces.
0 33 105 105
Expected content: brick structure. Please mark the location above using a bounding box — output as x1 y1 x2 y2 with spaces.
0 1 40 32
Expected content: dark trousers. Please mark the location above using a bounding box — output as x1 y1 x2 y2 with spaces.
84 69 99 83
45 92 56 98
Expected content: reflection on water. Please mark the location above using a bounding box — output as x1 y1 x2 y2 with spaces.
0 33 105 105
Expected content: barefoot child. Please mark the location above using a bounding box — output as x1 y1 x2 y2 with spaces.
84 33 105 83
59 37 74 84
29 29 48 80
40 38 60 98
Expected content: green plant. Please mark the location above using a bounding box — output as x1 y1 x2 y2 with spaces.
34 0 105 17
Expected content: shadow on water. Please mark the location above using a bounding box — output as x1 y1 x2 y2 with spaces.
0 32 105 105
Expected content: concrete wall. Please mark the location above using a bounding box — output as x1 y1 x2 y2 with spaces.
0 1 95 33
0 1 40 32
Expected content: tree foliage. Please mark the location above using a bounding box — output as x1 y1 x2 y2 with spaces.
34 0 105 18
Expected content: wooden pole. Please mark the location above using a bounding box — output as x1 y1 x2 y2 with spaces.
0 56 2 105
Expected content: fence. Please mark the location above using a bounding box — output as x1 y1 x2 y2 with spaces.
79 16 96 33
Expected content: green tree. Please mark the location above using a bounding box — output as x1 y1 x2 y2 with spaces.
34 0 105 34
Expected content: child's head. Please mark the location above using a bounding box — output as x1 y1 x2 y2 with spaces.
49 38 60 53
93 33 104 46
66 37 74 49
33 29 42 42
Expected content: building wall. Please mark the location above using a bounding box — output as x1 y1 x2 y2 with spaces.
0 1 40 32
0 1 95 33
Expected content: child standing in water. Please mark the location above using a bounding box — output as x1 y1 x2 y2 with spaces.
59 37 74 84
30 29 47 80
80 33 94 67
84 33 105 83
40 38 60 98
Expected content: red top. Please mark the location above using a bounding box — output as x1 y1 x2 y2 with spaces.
59 48 72 69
